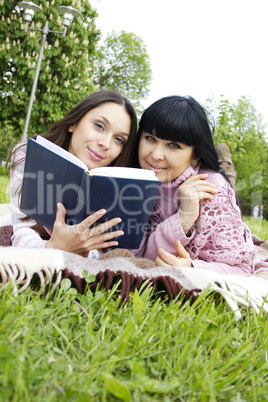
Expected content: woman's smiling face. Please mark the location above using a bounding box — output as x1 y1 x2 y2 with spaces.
68 102 131 169
138 132 196 182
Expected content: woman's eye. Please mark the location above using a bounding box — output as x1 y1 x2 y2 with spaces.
145 135 156 143
94 121 105 131
115 136 126 146
168 142 181 150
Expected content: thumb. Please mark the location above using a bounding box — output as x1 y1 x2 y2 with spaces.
43 226 53 236
174 240 190 258
54 202 66 226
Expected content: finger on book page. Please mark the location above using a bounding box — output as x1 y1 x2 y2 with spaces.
91 217 123 236
90 229 124 244
82 209 107 227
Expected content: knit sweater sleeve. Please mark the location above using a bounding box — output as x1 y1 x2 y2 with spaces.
10 144 48 249
187 176 257 275
131 209 193 260
132 169 257 275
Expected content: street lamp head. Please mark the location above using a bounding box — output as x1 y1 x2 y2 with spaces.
18 1 42 31
18 1 42 21
58 6 81 35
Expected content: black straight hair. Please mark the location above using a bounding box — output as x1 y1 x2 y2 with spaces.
133 95 220 172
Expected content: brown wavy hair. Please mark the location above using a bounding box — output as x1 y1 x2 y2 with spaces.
10 90 138 238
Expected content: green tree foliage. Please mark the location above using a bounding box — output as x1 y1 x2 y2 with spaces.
94 30 152 113
0 121 17 164
0 0 100 138
207 96 268 217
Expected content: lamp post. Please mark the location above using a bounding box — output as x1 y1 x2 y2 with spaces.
18 1 81 142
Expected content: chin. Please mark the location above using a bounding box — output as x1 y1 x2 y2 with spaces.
155 173 166 182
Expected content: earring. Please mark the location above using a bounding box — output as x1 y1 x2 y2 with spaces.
191 162 196 168
68 126 73 133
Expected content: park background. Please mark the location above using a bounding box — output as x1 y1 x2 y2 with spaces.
1 0 267 218
1 1 268 400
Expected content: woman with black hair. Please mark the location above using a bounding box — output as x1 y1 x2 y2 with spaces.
132 95 257 274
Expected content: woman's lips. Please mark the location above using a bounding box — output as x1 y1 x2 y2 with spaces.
147 162 166 171
88 148 104 161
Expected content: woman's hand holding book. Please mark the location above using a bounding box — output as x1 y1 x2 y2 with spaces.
45 202 124 257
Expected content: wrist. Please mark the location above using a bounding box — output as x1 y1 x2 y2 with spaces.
186 228 193 237
180 210 196 234
45 239 54 249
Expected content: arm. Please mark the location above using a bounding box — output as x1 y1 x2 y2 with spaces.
10 144 47 248
155 179 257 275
132 173 217 261
188 190 256 274
132 209 193 260
155 241 255 275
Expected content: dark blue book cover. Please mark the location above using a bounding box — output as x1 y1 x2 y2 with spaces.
20 137 161 249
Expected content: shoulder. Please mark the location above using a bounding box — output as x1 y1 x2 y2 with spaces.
199 167 238 209
12 141 27 157
13 141 27 152
199 167 231 190
198 169 241 221
11 142 27 164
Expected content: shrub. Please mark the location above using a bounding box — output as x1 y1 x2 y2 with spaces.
0 165 7 176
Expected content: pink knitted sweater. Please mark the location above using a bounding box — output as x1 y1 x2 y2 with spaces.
132 164 259 275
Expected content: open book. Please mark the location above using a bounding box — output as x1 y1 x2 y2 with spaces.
20 136 161 249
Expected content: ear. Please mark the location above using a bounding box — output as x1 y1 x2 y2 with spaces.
191 157 199 168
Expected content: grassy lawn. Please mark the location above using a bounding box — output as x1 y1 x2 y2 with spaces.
1 176 268 400
1 283 268 401
0 175 10 204
243 216 268 241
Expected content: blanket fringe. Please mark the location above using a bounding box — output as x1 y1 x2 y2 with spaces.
0 262 62 296
211 279 268 321
1 246 268 321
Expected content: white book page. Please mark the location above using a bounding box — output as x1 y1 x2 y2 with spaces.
36 135 87 170
90 166 160 181
36 137 160 181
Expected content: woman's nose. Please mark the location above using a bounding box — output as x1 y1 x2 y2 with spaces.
151 145 165 160
97 135 111 150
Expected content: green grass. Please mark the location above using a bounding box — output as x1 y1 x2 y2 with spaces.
1 283 268 401
0 176 10 204
1 178 268 400
243 216 268 241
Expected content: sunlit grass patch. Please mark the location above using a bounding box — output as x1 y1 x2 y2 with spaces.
1 282 268 400
0 176 9 204
243 216 268 241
